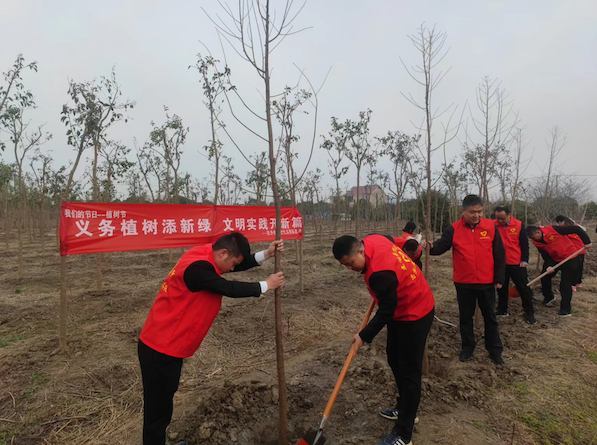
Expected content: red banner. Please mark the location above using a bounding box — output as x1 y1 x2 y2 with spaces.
59 202 303 256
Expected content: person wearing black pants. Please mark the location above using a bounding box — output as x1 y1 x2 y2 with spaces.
333 234 435 445
497 266 534 317
540 256 580 314
455 286 502 357
137 234 284 445
494 206 536 324
424 195 506 365
527 224 591 316
138 340 183 445
386 309 434 439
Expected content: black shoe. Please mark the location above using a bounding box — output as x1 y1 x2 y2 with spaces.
174 442 189 445
489 354 505 366
459 350 473 362
525 313 537 325
558 311 572 317
496 309 509 317
376 429 412 445
379 407 419 424
543 295 556 306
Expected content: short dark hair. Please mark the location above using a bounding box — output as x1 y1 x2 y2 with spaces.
403 221 417 234
403 239 419 253
213 232 251 259
494 205 510 215
463 194 483 209
332 235 360 260
526 226 541 237
555 215 574 225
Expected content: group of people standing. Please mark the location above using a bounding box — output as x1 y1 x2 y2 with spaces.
333 194 592 445
136 193 592 445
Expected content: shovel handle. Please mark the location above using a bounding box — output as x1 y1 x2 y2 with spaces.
528 247 586 287
321 299 375 420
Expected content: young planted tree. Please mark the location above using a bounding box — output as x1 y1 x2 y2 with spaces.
322 118 349 234
4 95 51 279
148 110 188 205
509 128 532 216
1 54 38 150
464 77 519 209
29 148 54 252
401 25 460 277
246 151 270 205
328 109 375 237
205 0 316 439
377 131 418 228
192 54 229 205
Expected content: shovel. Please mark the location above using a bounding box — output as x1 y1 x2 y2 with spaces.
298 300 376 445
509 247 585 298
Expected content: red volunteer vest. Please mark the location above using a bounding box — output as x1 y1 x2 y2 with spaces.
392 237 422 261
363 235 435 321
140 244 224 358
532 226 578 262
452 217 496 284
568 224 586 255
401 232 413 239
494 217 523 266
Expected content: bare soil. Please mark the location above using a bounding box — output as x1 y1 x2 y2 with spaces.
1 228 597 445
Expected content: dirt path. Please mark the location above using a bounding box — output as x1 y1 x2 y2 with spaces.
1 230 596 444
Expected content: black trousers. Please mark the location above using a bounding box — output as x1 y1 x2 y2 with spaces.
496 265 534 314
576 254 585 285
386 308 434 442
540 257 579 313
138 340 184 445
455 286 503 356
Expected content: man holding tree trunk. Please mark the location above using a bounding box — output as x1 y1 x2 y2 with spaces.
138 233 284 445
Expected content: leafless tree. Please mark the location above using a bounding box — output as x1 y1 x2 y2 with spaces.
464 76 519 208
401 24 461 276
205 1 315 439
509 128 533 215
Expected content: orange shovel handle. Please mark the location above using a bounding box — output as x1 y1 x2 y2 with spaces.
321 299 376 420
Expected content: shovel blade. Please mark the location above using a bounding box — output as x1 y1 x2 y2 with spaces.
508 285 520 298
298 429 326 445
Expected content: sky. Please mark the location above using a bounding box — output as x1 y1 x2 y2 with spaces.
1 0 596 201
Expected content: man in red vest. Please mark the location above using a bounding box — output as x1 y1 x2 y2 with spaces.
555 215 587 289
401 221 417 239
138 232 284 445
526 224 591 316
493 206 536 324
333 234 435 445
423 195 505 365
393 237 423 269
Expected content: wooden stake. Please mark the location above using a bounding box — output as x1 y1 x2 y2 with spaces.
59 255 67 352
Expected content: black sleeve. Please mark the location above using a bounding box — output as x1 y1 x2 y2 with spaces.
183 261 262 298
493 229 506 285
232 253 260 272
359 271 398 344
519 222 530 263
552 225 592 244
429 225 454 255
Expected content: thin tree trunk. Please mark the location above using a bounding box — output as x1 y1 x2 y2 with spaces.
264 2 288 440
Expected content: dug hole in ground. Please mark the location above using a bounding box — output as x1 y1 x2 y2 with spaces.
1 229 597 444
